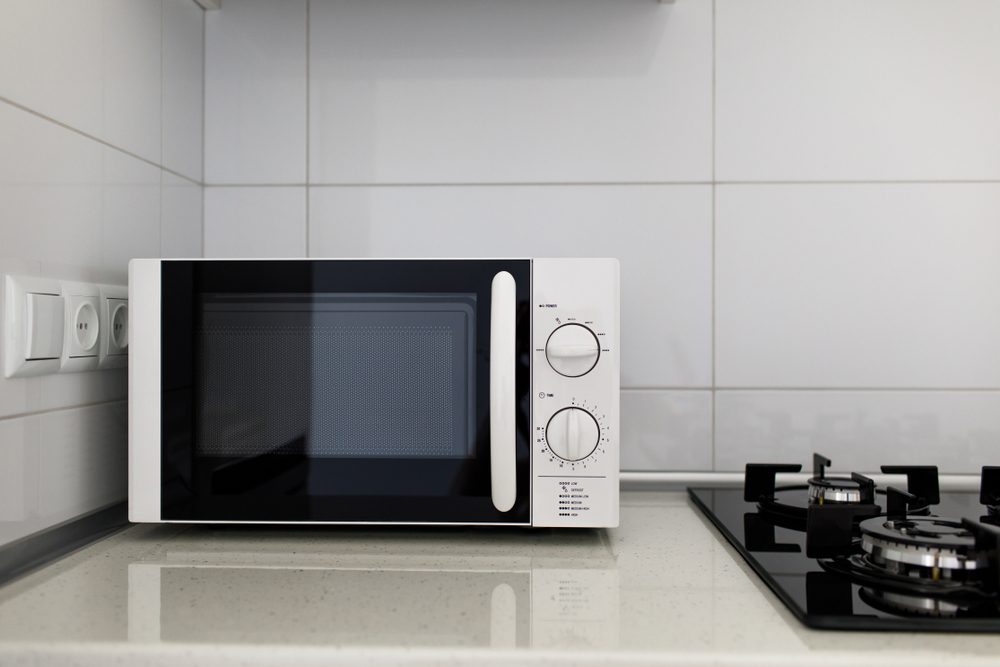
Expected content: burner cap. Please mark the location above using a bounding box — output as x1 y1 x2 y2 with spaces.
859 587 963 618
808 476 863 505
860 516 988 576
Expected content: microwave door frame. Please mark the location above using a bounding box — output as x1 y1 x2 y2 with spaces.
141 259 533 526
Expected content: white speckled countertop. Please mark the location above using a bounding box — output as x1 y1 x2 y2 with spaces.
1 492 999 666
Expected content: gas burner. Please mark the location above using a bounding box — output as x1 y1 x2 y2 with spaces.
808 454 865 504
746 455 940 527
860 516 987 580
815 497 1000 607
745 454 889 533
808 477 865 504
857 587 997 618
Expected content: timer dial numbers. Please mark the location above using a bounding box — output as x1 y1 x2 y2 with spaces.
545 323 600 377
545 407 600 462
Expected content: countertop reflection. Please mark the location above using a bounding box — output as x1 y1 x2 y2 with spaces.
2 492 1000 666
125 526 617 648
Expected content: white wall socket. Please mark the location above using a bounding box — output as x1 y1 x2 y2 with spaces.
99 285 128 369
61 282 100 373
3 273 128 378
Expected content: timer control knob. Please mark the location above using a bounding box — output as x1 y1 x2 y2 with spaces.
546 407 600 461
545 323 600 377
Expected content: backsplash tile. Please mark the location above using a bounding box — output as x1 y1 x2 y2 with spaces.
309 185 712 388
0 0 105 142
0 102 104 270
716 0 1000 181
0 403 126 546
160 172 203 258
621 391 712 471
715 390 1000 473
716 184 1000 389
101 147 162 284
204 187 306 257
205 0 307 184
162 0 205 182
308 0 712 184
102 0 162 164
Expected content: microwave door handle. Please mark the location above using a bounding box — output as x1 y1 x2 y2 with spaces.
490 270 517 513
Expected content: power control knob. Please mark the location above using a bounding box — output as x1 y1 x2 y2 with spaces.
545 407 600 461
545 323 600 377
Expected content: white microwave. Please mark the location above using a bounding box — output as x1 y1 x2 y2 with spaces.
128 258 619 527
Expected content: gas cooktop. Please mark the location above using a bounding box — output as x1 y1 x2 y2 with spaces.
688 455 1000 632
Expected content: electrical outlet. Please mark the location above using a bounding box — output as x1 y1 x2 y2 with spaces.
61 281 100 373
98 284 128 368
110 301 127 351
70 297 99 354
4 274 127 375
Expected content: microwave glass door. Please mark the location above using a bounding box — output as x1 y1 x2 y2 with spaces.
159 260 531 523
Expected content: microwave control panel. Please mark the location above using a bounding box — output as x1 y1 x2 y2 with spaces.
531 258 620 528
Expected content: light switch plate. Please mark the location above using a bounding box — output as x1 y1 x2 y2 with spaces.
3 274 64 378
25 293 65 360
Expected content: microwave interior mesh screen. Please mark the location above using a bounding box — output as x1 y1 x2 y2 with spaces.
195 303 475 459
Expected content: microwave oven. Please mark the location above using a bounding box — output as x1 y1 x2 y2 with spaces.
128 258 619 527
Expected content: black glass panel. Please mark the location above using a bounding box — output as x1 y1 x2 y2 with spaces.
196 293 476 460
689 488 1000 631
161 260 531 523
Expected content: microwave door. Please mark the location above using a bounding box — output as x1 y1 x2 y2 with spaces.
153 259 532 525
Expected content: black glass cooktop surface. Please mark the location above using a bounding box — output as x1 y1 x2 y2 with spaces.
688 460 1000 632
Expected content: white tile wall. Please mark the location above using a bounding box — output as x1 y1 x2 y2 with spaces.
0 103 104 270
0 0 204 547
161 171 204 257
716 0 1000 182
0 403 127 546
309 185 712 388
162 0 205 182
200 0 1000 473
621 391 712 471
102 0 163 164
205 0 307 184
716 184 1000 389
102 147 162 284
308 0 712 184
715 391 1000 474
0 0 105 141
0 0 166 165
205 187 306 257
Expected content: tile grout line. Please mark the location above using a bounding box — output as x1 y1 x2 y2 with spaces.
0 96 202 188
710 0 717 472
652 387 1000 392
619 386 1000 392
201 5 208 255
0 399 127 424
305 0 311 257
203 181 717 188
159 0 166 257
199 178 1000 188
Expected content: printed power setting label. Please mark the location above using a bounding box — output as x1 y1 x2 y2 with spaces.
557 480 592 518
534 476 614 527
